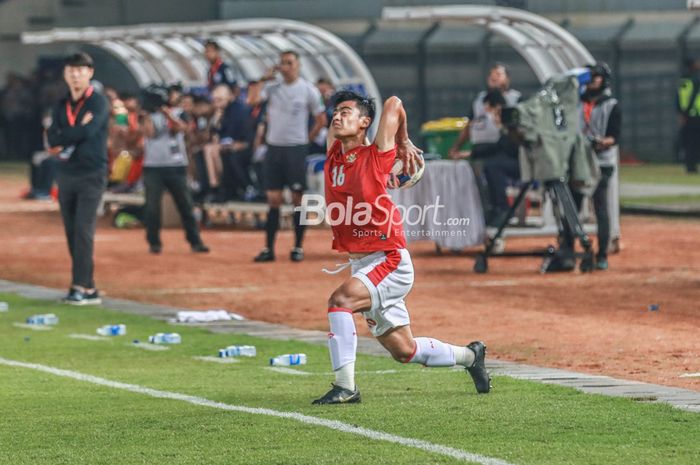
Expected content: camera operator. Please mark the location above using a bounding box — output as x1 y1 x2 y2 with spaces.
140 85 209 255
448 63 521 160
480 91 521 226
578 63 620 271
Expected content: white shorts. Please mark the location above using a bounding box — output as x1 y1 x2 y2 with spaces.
350 249 414 337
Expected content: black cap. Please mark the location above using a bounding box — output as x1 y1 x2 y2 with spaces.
65 52 94 68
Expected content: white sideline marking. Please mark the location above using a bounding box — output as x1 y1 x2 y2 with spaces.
68 333 111 341
131 342 169 351
360 369 399 375
193 356 240 364
13 323 53 331
266 367 311 376
680 373 700 378
0 357 515 465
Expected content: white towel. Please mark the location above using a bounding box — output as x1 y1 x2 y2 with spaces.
175 310 245 323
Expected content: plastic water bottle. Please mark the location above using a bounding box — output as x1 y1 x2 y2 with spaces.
0 302 8 312
218 345 256 358
269 353 307 366
26 313 59 325
148 333 181 344
96 324 126 336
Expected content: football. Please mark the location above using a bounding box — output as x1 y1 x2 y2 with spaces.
390 154 425 189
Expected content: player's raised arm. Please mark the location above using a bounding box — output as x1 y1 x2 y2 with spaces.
374 96 423 175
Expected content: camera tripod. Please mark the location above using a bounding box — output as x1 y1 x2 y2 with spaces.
473 178 595 274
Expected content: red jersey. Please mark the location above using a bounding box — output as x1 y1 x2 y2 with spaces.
325 140 406 253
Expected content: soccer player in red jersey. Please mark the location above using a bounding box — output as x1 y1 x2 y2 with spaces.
312 91 491 404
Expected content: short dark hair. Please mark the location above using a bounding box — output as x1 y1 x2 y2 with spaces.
168 83 183 94
280 50 299 59
333 90 376 124
483 90 506 107
64 52 93 68
317 77 333 86
205 40 220 50
490 62 510 77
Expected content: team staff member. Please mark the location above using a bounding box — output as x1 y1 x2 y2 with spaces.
579 63 621 271
204 40 237 92
141 93 210 255
254 50 327 263
313 91 490 404
47 53 108 305
678 57 700 174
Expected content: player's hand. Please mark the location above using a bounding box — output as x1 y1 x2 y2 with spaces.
81 112 93 125
397 139 423 176
387 173 400 189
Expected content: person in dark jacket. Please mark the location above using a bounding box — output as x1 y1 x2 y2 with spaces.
216 83 254 201
47 52 109 305
204 40 237 92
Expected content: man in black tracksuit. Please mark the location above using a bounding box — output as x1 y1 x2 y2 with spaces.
47 53 109 305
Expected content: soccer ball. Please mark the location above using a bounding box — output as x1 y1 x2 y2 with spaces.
390 154 425 189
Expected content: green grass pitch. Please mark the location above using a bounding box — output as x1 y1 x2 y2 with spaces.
0 293 698 465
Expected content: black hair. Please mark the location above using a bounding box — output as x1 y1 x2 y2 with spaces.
483 90 506 107
64 52 93 68
168 82 183 94
280 50 300 59
490 62 510 77
332 90 376 123
204 40 220 50
317 77 333 86
119 91 137 101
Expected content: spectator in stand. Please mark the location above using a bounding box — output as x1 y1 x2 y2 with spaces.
204 40 237 92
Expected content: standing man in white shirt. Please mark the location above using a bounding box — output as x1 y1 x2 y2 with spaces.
254 50 327 263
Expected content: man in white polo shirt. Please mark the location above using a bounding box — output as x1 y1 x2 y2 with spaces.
254 50 327 263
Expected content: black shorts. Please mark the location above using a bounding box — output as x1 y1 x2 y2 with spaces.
263 144 308 192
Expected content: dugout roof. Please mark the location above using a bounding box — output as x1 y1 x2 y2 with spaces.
382 5 596 83
21 18 379 101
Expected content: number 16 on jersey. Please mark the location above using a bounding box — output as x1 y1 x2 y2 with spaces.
331 165 345 187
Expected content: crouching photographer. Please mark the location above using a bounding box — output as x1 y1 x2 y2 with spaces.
140 85 209 255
